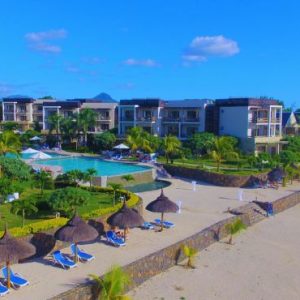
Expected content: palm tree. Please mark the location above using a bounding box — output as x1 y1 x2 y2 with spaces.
162 135 181 164
84 168 97 187
89 265 131 300
108 182 123 206
121 174 134 186
78 108 97 146
33 170 51 195
226 219 246 245
60 116 77 145
126 127 143 153
210 136 239 172
11 199 38 227
47 113 64 146
182 245 198 269
0 131 21 155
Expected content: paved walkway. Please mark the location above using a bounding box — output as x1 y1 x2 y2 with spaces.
128 201 300 300
3 178 300 300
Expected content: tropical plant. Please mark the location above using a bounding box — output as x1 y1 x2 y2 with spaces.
2 121 19 131
182 245 198 269
33 170 53 195
78 108 97 146
0 131 21 155
33 120 42 132
0 157 31 180
47 113 64 145
89 265 131 300
49 187 90 217
226 219 247 245
188 132 216 156
83 168 97 187
65 169 85 187
60 116 78 144
210 136 239 172
162 135 181 164
280 150 298 186
0 178 13 203
108 183 123 206
11 199 38 227
121 174 134 185
93 131 116 151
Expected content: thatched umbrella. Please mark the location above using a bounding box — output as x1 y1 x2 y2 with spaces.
107 201 144 240
55 215 98 262
146 189 179 231
268 168 285 182
0 226 36 288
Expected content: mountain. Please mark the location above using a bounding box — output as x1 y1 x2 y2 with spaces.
93 92 118 103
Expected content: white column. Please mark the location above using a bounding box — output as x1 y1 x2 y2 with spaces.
42 107 45 130
279 107 282 136
2 102 4 121
268 106 271 136
118 106 121 136
13 103 17 121
133 107 137 127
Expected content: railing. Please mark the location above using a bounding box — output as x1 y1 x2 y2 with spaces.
163 117 200 122
136 117 156 122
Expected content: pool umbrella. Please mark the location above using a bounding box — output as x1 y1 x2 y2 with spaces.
55 215 98 262
146 189 178 231
21 147 39 154
31 151 52 160
268 168 285 182
107 201 144 240
30 136 41 142
113 143 129 150
0 226 36 288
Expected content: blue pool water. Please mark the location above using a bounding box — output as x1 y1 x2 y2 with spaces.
8 152 65 160
35 156 151 176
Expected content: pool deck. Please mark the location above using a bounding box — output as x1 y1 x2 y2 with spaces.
3 178 300 300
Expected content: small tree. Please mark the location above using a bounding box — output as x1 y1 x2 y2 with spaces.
89 265 131 300
121 174 134 185
226 219 247 245
49 187 90 217
280 151 298 186
162 135 181 164
11 199 38 227
34 170 53 195
108 183 123 206
0 178 13 203
66 169 85 187
84 168 97 187
182 245 198 269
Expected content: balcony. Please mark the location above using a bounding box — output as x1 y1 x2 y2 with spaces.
96 116 111 122
163 117 200 122
136 116 156 122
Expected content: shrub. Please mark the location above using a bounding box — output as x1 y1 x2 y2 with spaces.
0 157 31 180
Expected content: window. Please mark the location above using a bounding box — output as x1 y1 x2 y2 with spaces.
187 111 197 120
143 110 152 121
124 110 134 121
101 124 109 131
20 116 27 121
170 111 179 120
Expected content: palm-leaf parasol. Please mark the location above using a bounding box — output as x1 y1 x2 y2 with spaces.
0 226 36 288
268 167 285 182
146 189 178 231
55 215 98 262
107 201 144 240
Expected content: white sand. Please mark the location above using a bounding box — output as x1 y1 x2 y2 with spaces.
128 203 300 300
3 178 299 300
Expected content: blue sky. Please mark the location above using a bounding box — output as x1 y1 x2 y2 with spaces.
0 0 299 106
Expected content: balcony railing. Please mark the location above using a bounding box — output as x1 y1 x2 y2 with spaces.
136 116 156 122
163 117 200 122
251 117 281 123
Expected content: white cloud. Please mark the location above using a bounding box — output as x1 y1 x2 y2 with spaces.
25 29 67 54
82 57 102 65
123 58 159 67
183 35 239 64
65 66 81 73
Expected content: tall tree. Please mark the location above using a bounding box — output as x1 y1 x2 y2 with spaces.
188 132 216 155
47 113 64 145
83 168 97 187
11 199 38 227
78 108 97 146
0 131 21 155
34 170 52 195
162 135 181 164
60 116 77 144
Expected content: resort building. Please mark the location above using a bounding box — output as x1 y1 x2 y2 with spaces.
212 98 283 154
2 97 117 134
282 111 300 136
118 98 212 139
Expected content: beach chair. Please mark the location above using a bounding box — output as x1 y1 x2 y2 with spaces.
0 282 9 296
154 219 175 229
70 244 95 262
106 231 126 247
141 222 154 230
1 267 29 288
52 250 77 269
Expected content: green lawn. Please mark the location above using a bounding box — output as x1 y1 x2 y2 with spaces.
0 187 114 229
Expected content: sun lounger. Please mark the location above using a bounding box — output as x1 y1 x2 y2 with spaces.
70 244 95 262
52 250 77 269
141 222 154 230
0 282 9 296
106 231 126 247
154 219 175 228
1 267 29 288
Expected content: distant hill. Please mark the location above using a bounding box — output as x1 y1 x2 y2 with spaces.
93 92 118 103
4 94 31 99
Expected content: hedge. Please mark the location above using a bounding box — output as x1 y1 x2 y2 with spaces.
1 187 140 238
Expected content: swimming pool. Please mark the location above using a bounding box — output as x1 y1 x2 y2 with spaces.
35 156 151 176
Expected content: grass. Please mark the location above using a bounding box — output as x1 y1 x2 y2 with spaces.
0 186 114 229
157 157 270 176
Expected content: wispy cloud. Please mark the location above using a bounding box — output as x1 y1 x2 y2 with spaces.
0 82 35 97
116 82 135 90
25 29 67 54
123 58 160 67
65 65 81 73
183 35 239 64
82 57 102 65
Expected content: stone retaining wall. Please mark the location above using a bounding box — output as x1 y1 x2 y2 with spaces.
164 164 267 187
49 189 300 300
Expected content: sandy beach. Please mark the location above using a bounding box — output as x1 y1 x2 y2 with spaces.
128 203 300 300
2 178 299 300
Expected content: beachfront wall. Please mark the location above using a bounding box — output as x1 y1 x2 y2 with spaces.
49 191 300 300
91 168 154 187
163 164 267 187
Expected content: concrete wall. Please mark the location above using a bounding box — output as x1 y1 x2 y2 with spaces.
219 106 249 139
